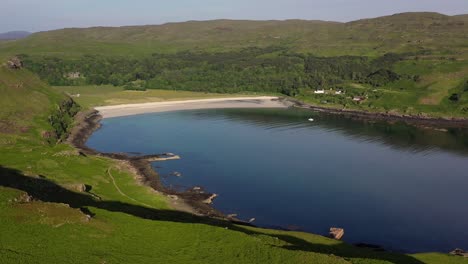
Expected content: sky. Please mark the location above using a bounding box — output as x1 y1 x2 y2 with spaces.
1 0 468 32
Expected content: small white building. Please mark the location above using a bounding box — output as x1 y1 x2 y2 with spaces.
335 90 343 95
314 89 325 94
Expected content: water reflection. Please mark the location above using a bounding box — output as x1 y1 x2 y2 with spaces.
183 108 468 156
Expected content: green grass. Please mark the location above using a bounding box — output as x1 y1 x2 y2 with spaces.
52 85 269 109
1 12 467 118
294 57 468 118
0 12 467 58
1 11 468 262
1 67 466 264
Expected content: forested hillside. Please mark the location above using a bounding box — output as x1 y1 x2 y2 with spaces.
19 49 409 94
1 12 467 117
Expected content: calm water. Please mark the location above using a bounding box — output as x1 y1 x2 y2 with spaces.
87 108 468 253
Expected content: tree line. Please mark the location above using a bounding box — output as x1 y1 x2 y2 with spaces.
19 48 416 95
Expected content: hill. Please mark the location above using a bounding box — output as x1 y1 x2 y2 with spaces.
3 64 466 263
1 12 468 262
1 13 466 118
1 12 467 118
0 12 466 57
0 31 31 40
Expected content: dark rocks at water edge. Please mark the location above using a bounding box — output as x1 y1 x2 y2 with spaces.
450 248 468 258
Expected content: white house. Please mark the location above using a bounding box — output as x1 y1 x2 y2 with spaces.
314 89 325 94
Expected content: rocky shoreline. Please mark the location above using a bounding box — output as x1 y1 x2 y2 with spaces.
69 100 468 222
284 98 468 129
67 101 468 255
67 110 247 223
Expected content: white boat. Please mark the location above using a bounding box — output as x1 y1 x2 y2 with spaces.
308 118 314 122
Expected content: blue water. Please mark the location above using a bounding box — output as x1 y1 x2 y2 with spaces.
87 108 468 253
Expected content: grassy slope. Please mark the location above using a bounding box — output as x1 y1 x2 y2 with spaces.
1 66 466 263
297 58 468 117
1 12 467 118
0 12 466 58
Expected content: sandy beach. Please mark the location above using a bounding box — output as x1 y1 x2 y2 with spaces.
95 96 287 118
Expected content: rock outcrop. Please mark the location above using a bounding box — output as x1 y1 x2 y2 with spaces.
63 183 87 193
450 248 468 258
12 193 33 203
202 193 218 204
6 56 23 69
329 227 345 240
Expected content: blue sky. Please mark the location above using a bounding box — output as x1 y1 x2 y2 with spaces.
1 0 468 32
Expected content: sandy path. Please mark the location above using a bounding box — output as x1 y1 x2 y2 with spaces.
107 167 153 208
95 96 287 118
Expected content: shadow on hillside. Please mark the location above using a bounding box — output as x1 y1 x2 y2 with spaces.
0 165 423 264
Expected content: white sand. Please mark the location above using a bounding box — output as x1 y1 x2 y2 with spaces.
95 96 288 118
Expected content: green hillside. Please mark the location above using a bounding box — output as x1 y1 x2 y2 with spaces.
3 65 467 264
1 12 467 118
1 11 468 263
1 12 467 57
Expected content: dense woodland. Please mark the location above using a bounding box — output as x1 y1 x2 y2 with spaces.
20 48 417 95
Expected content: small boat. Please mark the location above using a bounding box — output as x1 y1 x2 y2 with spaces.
308 118 314 122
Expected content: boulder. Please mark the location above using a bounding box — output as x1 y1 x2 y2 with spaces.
13 193 33 203
329 227 345 240
227 214 237 219
6 56 23 69
450 248 468 258
64 183 87 193
202 194 218 204
171 171 182 177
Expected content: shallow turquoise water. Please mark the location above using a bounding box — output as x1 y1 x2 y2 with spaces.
87 108 468 253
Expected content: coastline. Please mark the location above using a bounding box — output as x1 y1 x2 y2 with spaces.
68 110 234 219
95 95 468 128
69 96 468 222
95 96 288 118
288 99 468 129
68 96 291 223
66 96 468 254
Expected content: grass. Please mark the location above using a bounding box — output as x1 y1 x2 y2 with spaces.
1 11 468 262
1 67 467 263
294 57 468 118
0 12 467 118
0 12 467 58
52 85 269 109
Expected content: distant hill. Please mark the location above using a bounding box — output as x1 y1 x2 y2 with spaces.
0 31 31 40
454 14 468 22
1 12 466 57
